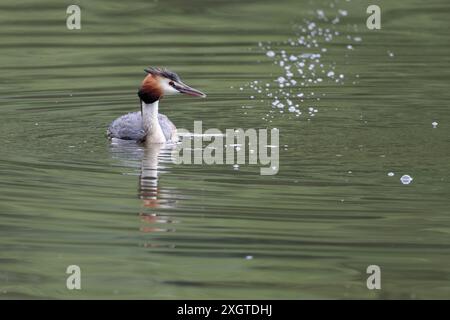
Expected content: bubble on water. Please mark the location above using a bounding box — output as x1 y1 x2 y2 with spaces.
432 121 438 128
327 71 335 78
400 175 413 185
300 53 320 59
347 45 353 50
233 164 240 170
388 51 395 57
338 9 348 16
245 255 253 260
288 106 296 112
266 50 275 58
387 172 395 177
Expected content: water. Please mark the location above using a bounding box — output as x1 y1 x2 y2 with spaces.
1 0 449 299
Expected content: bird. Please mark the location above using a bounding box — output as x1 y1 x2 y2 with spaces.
107 67 206 144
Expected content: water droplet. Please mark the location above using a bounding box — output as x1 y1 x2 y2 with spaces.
400 175 413 185
277 76 286 83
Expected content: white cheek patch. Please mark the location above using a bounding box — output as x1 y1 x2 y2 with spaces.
161 79 180 95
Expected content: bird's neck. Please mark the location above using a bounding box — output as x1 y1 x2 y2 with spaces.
141 100 165 143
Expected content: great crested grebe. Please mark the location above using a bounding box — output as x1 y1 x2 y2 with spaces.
107 67 206 144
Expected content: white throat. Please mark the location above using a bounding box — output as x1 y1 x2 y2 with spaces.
141 100 166 143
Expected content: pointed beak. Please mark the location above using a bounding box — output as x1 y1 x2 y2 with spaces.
173 82 206 98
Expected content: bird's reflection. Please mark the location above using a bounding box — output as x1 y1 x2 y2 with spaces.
109 140 178 234
139 143 163 208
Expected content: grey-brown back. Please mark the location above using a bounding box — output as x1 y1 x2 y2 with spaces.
107 112 176 142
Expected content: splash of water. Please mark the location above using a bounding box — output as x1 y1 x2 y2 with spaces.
240 6 363 122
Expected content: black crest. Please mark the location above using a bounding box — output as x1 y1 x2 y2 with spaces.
144 67 181 82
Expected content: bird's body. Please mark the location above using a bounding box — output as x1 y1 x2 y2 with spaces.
106 67 205 144
107 111 177 143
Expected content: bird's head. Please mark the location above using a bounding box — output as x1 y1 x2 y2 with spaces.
138 67 206 104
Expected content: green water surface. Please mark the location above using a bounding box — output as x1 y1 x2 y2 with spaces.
0 0 449 299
